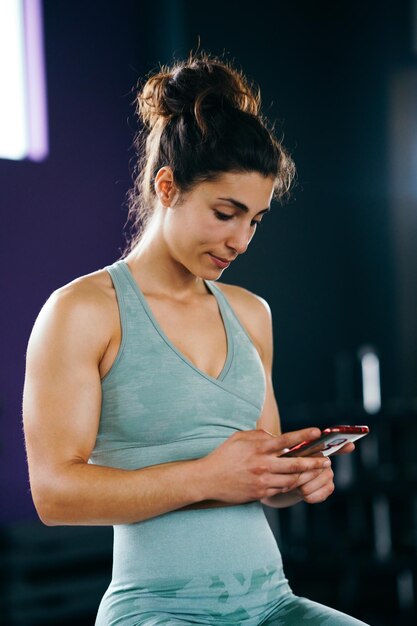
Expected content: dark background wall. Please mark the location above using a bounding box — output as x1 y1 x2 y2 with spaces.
1 1 417 623
2 0 415 522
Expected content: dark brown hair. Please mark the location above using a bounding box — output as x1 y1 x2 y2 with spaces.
123 51 296 254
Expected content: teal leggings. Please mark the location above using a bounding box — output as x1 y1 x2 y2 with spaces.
137 593 369 625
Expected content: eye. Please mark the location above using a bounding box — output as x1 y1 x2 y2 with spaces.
214 210 233 221
214 210 262 228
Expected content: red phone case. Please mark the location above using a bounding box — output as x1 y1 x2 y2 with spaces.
282 425 370 457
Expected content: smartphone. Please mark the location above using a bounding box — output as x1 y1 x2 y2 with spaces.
282 425 370 457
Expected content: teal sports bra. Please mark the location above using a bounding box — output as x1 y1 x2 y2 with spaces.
90 259 267 471
90 259 291 625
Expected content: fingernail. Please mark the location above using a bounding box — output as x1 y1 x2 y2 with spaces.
323 459 331 467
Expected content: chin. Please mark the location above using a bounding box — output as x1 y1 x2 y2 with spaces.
208 268 226 281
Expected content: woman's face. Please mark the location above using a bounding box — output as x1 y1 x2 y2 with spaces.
161 170 275 279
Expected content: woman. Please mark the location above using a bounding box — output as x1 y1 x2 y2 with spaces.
23 52 368 625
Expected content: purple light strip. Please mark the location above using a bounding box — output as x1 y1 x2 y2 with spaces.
23 0 48 161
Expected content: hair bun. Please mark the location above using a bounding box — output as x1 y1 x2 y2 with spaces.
137 54 261 134
137 71 172 129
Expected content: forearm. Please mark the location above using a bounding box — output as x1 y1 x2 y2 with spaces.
33 458 210 526
31 426 331 523
181 491 303 512
182 492 302 511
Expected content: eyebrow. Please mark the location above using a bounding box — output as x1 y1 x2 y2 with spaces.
216 197 271 215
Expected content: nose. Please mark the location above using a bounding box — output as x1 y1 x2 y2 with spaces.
226 222 253 255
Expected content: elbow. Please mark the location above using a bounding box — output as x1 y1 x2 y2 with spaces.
32 491 62 526
38 513 58 527
31 480 73 526
29 459 92 526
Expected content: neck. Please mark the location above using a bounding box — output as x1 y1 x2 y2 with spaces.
124 234 207 301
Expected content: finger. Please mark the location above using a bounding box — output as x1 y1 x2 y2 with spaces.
298 467 334 498
263 428 322 454
255 430 291 456
301 478 335 504
267 472 302 492
283 462 330 491
303 485 335 504
270 468 328 493
270 455 331 474
333 442 355 455
290 468 324 489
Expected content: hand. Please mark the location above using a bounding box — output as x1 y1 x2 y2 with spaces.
197 428 332 505
289 441 356 504
261 441 356 508
290 457 335 504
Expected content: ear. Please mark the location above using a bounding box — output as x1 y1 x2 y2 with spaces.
154 166 180 207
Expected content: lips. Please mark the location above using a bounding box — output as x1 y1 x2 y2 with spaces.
208 252 234 269
210 253 235 263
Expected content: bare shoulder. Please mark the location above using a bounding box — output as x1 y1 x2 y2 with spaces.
28 267 117 362
52 266 115 309
214 281 271 323
214 281 272 359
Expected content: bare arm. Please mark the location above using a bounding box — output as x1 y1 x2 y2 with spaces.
23 284 331 526
23 285 210 525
